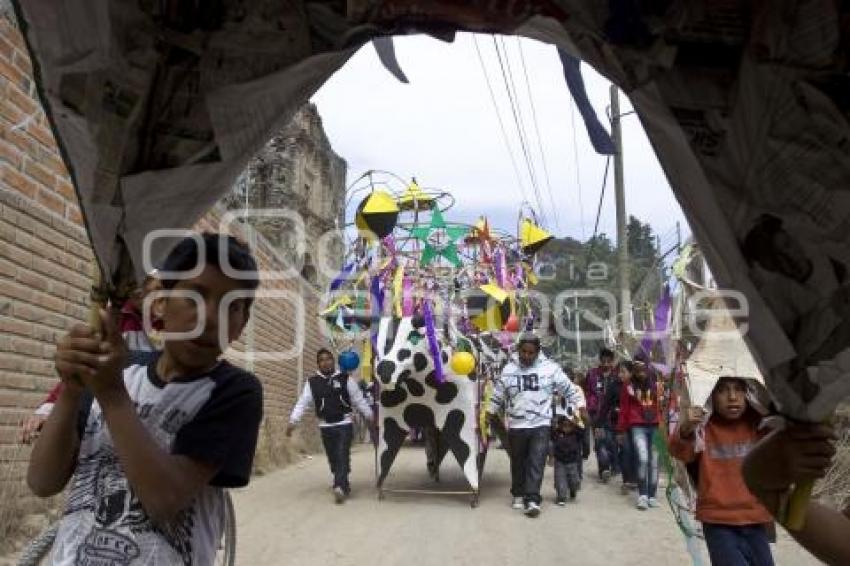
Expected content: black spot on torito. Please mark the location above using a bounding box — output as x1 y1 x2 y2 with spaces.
440 410 470 467
403 377 424 396
403 403 436 430
376 360 396 384
435 381 458 405
380 387 407 408
413 352 428 372
424 371 438 389
397 348 411 362
379 417 407 485
383 319 399 355
441 351 449 364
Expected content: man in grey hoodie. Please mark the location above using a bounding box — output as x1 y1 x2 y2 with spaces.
488 334 586 517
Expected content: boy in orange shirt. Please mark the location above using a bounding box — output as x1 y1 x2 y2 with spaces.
670 377 774 566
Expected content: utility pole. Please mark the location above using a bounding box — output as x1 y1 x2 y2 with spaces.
656 234 664 292
676 221 682 253
611 84 631 336
574 294 581 364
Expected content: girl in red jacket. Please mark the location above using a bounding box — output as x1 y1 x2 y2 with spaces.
617 359 662 510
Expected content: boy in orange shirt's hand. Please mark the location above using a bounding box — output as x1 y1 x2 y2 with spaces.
670 377 774 566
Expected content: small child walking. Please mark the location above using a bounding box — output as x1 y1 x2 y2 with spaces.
552 413 583 505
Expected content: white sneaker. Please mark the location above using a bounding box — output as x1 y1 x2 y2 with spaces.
648 497 661 508
636 495 648 510
512 497 524 510
525 501 541 518
334 487 346 504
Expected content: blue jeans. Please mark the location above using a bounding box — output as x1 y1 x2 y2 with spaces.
703 523 774 566
594 427 621 475
621 429 636 484
630 425 658 498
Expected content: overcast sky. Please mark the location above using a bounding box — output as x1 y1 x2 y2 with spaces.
312 32 689 252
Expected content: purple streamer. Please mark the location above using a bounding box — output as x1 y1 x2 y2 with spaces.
402 276 414 316
639 284 672 360
371 275 384 310
370 275 384 349
329 262 354 291
494 248 506 287
423 301 444 384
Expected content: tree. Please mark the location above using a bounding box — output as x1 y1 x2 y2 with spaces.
532 216 662 365
626 215 662 328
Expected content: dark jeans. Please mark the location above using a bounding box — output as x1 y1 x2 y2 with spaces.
320 423 353 492
594 427 620 475
508 426 550 505
630 425 659 498
606 427 622 475
703 523 774 566
554 460 580 499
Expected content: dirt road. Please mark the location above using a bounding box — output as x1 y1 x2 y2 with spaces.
232 443 820 566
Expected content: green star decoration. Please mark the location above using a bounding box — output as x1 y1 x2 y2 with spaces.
410 206 467 267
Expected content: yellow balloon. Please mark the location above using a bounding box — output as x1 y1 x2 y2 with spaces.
450 351 476 375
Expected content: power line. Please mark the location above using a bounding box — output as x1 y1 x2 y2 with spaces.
495 36 544 219
581 155 610 287
499 37 549 227
493 36 548 226
471 35 530 206
516 37 560 232
591 156 611 241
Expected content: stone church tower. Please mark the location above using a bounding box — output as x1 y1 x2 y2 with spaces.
225 103 347 287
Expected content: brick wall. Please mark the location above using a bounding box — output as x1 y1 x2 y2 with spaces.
0 14 327 527
194 210 325 472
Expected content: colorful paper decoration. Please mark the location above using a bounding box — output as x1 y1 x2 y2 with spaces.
402 276 414 316
392 265 404 317
397 180 434 211
465 216 494 265
521 261 539 286
410 205 467 267
468 284 512 331
519 218 554 254
361 340 372 382
479 283 508 304
357 190 400 238
329 262 354 291
321 294 353 316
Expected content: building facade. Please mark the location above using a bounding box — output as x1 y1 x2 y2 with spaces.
225 104 347 288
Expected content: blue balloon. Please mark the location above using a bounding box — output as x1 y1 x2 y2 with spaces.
338 350 360 371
